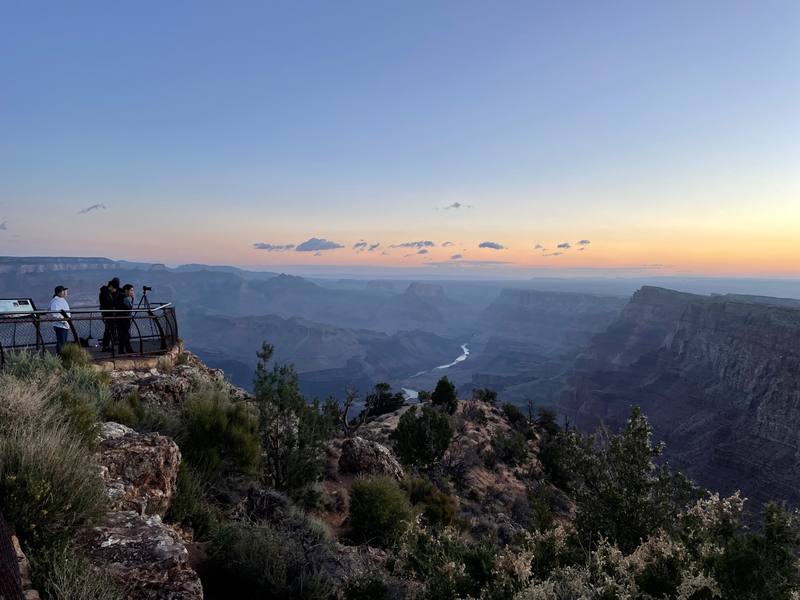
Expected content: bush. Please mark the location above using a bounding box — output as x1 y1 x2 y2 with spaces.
101 390 171 433
472 387 498 405
165 465 222 539
254 344 331 495
206 519 334 600
431 377 458 414
33 544 123 600
391 405 453 469
403 476 458 528
59 344 92 369
348 476 412 548
180 384 261 480
0 372 107 550
487 430 529 468
362 382 405 419
343 575 390 600
0 421 107 550
2 350 62 380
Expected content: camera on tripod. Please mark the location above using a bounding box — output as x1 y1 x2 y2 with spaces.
138 285 153 310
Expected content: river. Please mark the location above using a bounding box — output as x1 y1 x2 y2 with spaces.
402 343 470 401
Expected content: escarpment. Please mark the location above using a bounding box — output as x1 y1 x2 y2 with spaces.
560 286 800 508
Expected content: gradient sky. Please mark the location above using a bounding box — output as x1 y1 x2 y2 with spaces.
1 1 798 276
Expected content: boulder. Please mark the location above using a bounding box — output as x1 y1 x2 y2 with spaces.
79 511 203 600
98 422 180 516
338 437 404 480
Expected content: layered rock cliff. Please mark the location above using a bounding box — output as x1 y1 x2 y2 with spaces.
560 286 800 508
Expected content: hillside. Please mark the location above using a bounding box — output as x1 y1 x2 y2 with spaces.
560 285 800 507
1 348 797 599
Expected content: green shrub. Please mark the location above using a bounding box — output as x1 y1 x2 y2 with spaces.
403 476 458 528
431 377 458 414
33 544 123 600
165 465 222 539
59 344 92 369
349 476 412 548
344 574 390 600
207 519 334 600
362 382 405 419
0 371 107 550
180 385 261 480
0 421 107 550
254 343 331 494
487 430 529 467
391 405 453 469
101 390 171 433
472 387 498 405
2 350 62 380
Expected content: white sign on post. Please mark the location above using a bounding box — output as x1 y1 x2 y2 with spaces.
0 299 36 314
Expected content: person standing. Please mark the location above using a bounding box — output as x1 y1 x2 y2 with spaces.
50 285 71 355
116 284 135 354
99 278 119 352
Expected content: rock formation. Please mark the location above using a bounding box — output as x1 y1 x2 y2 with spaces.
338 437 405 481
78 512 203 600
560 286 800 508
97 422 180 516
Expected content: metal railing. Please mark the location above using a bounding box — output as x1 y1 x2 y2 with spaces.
0 302 178 366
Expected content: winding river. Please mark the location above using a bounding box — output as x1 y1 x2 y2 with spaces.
402 343 470 401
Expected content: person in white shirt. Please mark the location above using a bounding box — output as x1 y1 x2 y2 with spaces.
49 285 71 355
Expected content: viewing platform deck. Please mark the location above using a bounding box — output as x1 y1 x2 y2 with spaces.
0 300 178 368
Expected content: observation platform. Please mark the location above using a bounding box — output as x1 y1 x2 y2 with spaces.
0 298 178 368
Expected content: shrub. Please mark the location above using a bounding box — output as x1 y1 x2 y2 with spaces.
0 421 107 550
487 430 529 468
362 382 405 419
391 405 453 469
348 476 412 548
206 519 334 600
403 476 458 528
33 544 123 600
165 465 222 539
472 387 498 405
254 344 331 494
0 372 107 550
431 377 458 414
2 350 62 380
101 390 171 433
59 344 92 369
344 574 390 600
180 384 261 480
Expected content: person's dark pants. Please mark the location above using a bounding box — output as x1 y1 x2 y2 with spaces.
117 319 133 353
101 319 115 351
54 326 70 355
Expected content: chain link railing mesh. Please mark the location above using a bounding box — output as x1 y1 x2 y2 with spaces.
0 304 177 365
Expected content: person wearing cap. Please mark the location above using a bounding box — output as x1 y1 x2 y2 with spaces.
50 285 71 355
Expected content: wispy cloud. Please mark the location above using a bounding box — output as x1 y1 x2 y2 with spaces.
79 203 107 214
368 243 381 252
0 220 6 231
296 237 344 252
577 239 591 246
442 241 454 247
353 241 368 250
417 248 429 255
450 254 463 260
543 251 564 257
391 240 435 249
440 202 471 210
479 241 506 250
253 242 295 252
557 242 571 250
534 243 543 250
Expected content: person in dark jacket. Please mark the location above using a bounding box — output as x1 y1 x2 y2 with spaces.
116 284 135 354
99 278 119 352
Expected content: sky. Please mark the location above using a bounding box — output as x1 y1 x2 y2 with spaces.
1 1 798 277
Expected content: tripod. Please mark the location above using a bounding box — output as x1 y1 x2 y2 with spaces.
136 287 153 311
